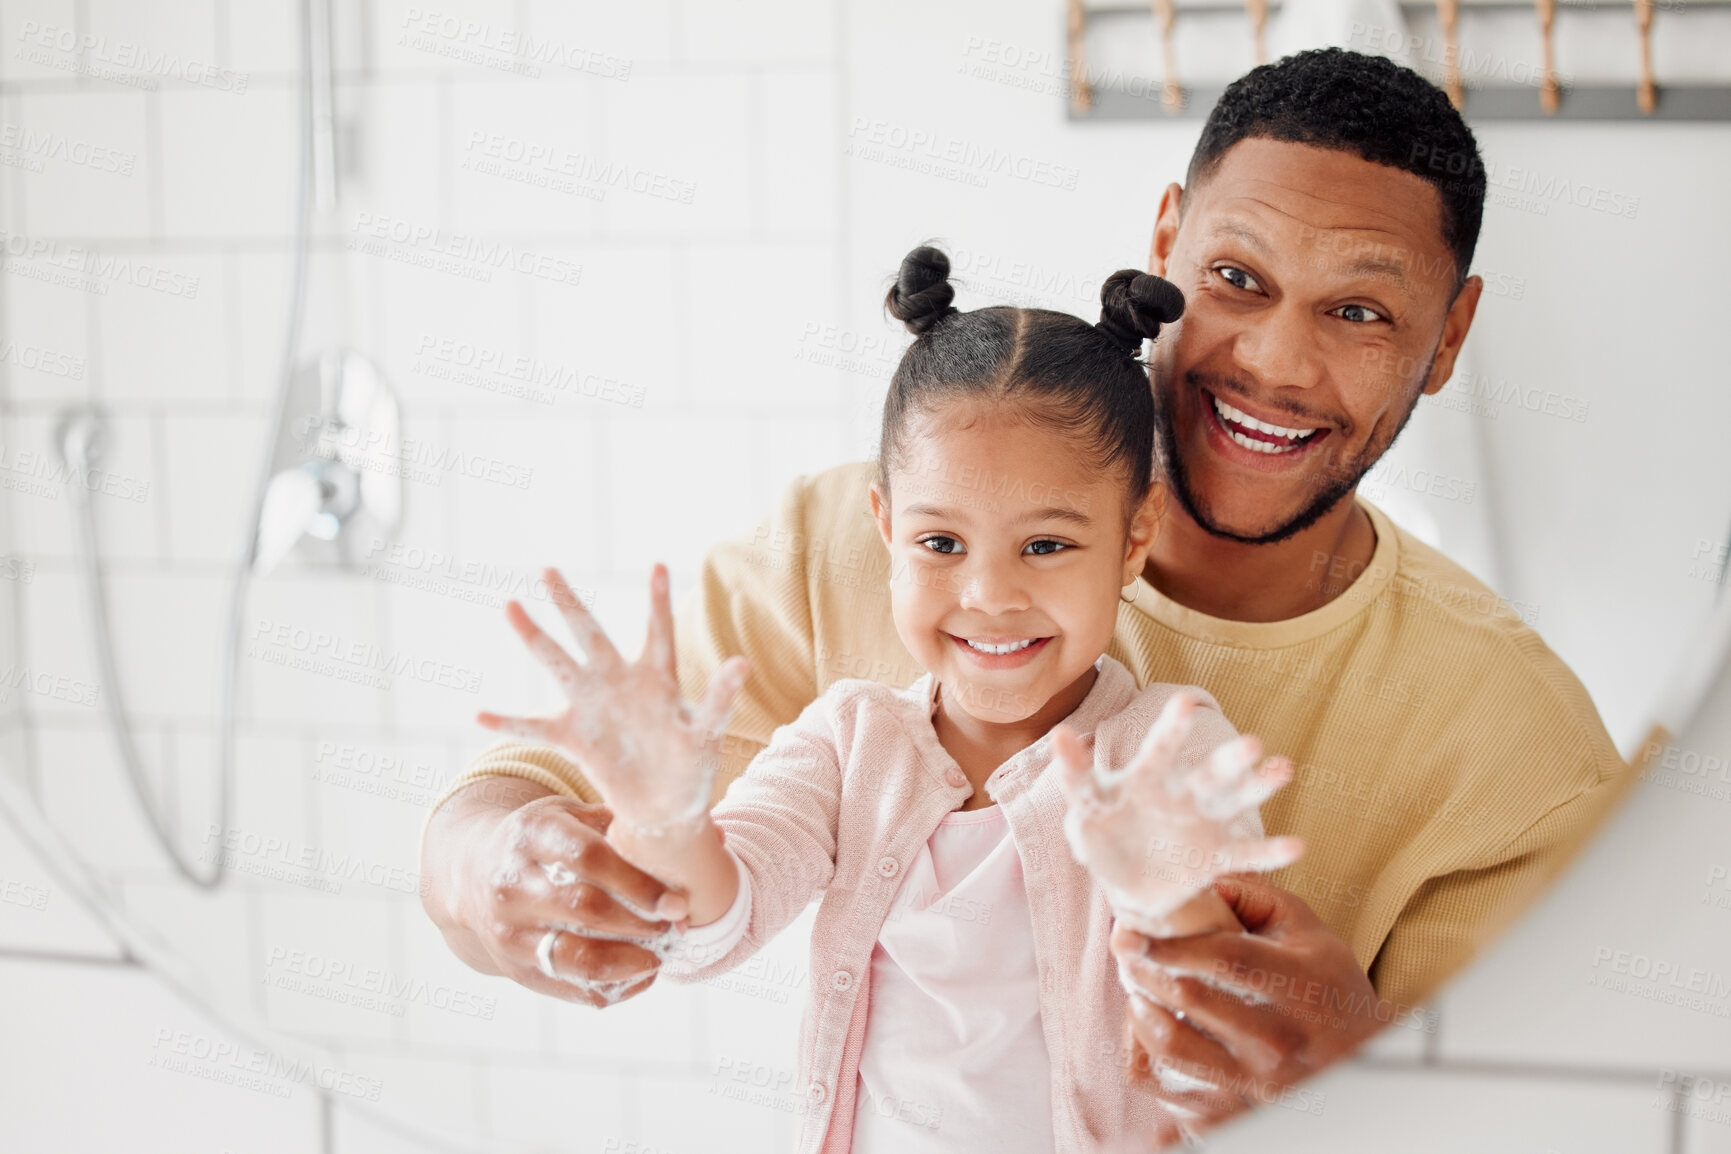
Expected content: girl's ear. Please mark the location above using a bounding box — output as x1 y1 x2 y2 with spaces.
1122 481 1164 581
869 481 894 549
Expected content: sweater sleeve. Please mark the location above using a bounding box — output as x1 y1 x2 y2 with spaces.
657 693 845 985
1366 760 1636 1009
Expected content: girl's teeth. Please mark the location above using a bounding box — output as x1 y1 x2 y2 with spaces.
966 638 1035 655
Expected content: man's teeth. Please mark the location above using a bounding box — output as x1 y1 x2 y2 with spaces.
965 638 1036 655
1213 396 1319 454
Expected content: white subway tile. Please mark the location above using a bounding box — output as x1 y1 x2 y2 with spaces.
547 964 707 1063
396 898 553 1053
0 795 124 956
602 413 758 578
8 408 162 563
759 70 838 235
83 0 218 70
239 573 388 726
96 251 231 401
333 78 444 232
97 570 231 720
331 1052 484 1150
33 723 182 876
680 0 834 63
2 246 96 402
524 0 676 69
598 72 750 237
113 874 259 1018
1205 1065 1667 1152
687 241 847 414
0 956 325 1151
257 890 398 1041
487 1060 632 1147
220 0 295 77
449 78 605 235
11 89 153 238
158 86 296 240
524 242 679 415
161 412 266 562
2 0 83 83
373 256 530 412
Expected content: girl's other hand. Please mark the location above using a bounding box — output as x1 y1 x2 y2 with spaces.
1054 691 1305 934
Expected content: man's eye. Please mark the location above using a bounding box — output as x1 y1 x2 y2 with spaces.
919 536 963 555
1334 303 1385 323
1024 539 1068 556
1217 265 1261 293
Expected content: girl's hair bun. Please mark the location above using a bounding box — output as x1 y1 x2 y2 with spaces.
1097 270 1186 354
885 245 959 336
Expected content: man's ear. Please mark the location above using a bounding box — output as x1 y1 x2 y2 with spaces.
869 481 893 549
1421 274 1484 396
1122 482 1164 581
1148 183 1184 278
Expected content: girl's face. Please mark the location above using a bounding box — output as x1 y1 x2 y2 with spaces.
870 401 1161 726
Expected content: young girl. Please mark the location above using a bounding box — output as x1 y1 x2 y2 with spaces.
479 246 1304 1153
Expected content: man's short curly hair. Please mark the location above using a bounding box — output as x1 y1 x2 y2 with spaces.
1187 48 1486 293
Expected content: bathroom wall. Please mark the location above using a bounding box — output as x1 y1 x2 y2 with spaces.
1 0 1728 1151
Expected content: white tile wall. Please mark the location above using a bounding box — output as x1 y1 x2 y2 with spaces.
2 0 1729 1151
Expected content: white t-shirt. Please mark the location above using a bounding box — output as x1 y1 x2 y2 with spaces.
850 802 1052 1152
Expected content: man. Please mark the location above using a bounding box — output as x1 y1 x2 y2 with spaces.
418 48 1630 1140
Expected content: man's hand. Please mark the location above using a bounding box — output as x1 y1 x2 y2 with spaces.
420 776 690 1008
1113 874 1391 1138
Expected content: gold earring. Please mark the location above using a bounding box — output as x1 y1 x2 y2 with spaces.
1120 581 1139 605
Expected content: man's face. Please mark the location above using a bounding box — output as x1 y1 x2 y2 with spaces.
1147 136 1479 543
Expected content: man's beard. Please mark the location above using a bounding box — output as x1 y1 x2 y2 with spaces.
1153 370 1419 546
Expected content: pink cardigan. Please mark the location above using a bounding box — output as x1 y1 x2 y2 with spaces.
661 657 1242 1153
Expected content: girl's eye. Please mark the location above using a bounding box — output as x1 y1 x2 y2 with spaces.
1217 265 1261 293
919 536 964 555
1024 539 1068 556
1334 303 1385 323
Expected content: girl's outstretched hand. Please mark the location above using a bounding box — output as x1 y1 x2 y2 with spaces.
1052 690 1305 936
477 564 749 842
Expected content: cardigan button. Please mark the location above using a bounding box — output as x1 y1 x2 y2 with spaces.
831 969 854 992
807 1079 828 1103
945 769 967 788
876 856 899 878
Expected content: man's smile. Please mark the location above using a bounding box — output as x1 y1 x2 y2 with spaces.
1197 385 1334 473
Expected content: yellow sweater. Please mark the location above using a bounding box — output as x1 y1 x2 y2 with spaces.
428 462 1633 1009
